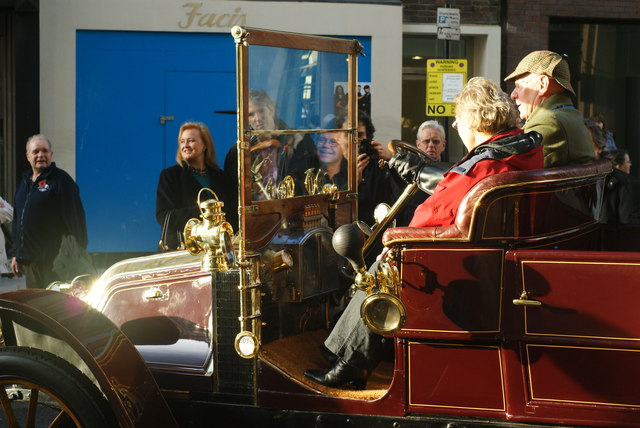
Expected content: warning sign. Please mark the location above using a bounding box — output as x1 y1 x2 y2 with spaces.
426 59 467 117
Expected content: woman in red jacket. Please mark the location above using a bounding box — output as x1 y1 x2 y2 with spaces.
407 76 544 227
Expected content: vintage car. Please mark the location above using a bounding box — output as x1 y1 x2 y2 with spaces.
1 27 639 427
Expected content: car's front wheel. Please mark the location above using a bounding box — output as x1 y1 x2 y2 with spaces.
0 346 117 427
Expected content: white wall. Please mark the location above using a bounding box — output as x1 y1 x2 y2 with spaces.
40 0 403 176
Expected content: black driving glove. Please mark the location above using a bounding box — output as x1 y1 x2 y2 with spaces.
387 151 426 184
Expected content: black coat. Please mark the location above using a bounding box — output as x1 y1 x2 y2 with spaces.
156 164 235 249
13 163 87 264
358 162 402 227
601 168 640 224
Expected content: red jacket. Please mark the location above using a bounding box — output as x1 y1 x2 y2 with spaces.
409 129 543 228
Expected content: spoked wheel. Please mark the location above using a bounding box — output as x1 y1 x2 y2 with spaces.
0 347 117 428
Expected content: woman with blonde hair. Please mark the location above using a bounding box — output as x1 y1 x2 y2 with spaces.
408 76 544 227
156 122 234 249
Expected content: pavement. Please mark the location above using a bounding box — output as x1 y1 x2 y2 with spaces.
0 274 26 293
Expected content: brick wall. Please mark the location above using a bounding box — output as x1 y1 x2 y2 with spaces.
504 0 640 81
403 0 501 25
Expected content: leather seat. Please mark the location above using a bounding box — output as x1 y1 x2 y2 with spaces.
383 159 612 247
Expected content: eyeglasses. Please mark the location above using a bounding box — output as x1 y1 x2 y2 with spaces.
316 137 338 147
418 138 442 146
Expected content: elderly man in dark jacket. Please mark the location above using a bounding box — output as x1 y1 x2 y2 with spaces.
11 134 88 288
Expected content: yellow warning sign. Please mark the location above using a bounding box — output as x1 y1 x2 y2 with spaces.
426 59 467 117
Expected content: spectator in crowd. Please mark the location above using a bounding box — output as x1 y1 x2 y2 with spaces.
395 120 449 227
354 112 405 263
304 77 543 390
11 134 88 288
600 149 640 224
590 113 617 151
504 50 595 167
584 118 606 159
584 119 635 224
355 111 397 226
157 122 234 249
608 149 632 174
416 120 447 161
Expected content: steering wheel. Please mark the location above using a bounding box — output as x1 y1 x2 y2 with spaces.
389 140 437 162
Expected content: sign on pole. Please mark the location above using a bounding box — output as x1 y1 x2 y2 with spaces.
437 7 460 41
426 59 467 117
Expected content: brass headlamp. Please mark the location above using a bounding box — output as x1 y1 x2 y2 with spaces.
332 224 405 335
360 261 406 335
183 189 236 272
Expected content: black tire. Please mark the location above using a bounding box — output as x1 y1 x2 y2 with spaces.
0 346 118 427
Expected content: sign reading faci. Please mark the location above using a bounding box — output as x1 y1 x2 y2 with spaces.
426 59 467 117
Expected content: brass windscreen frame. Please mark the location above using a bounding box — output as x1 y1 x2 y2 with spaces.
231 26 363 360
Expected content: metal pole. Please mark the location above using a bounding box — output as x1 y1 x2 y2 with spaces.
443 3 451 161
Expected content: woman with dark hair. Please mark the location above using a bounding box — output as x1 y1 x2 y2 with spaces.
334 85 347 117
156 122 234 249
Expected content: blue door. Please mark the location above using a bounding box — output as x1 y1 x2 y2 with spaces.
76 31 235 253
164 70 236 170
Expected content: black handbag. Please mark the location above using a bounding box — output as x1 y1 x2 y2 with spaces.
158 212 184 251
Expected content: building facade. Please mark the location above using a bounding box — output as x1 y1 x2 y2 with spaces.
0 0 638 257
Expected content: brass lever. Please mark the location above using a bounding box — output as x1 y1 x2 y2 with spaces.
512 290 542 307
143 288 164 300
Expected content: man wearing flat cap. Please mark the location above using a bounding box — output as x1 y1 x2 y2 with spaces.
505 50 595 167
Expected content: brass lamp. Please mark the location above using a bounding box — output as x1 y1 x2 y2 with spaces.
360 261 406 335
183 190 235 272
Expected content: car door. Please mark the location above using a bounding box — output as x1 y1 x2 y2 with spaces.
504 249 640 426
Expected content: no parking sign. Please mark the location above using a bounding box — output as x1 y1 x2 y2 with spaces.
426 59 467 117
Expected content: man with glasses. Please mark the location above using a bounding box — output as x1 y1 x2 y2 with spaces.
395 120 450 226
504 50 595 167
416 120 447 161
315 128 348 191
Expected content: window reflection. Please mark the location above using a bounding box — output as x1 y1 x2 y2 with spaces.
314 116 349 192
246 46 350 201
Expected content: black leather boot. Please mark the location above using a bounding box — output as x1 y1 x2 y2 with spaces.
304 358 368 390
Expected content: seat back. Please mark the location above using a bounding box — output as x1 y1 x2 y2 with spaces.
383 159 611 246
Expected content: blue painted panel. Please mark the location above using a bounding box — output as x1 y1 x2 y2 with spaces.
76 31 235 252
164 71 236 167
